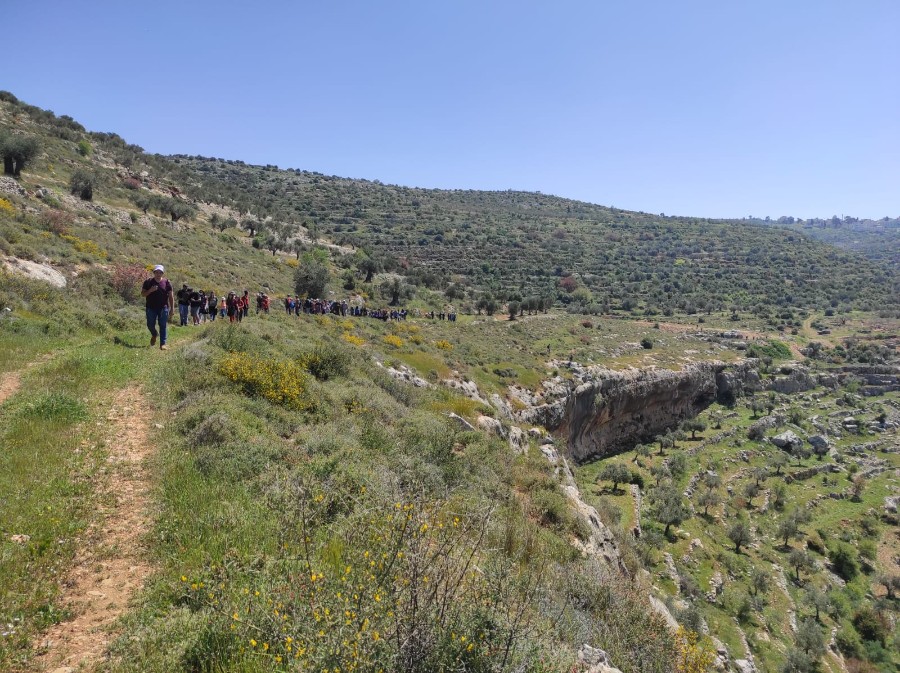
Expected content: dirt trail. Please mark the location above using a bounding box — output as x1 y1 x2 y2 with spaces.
0 369 23 405
0 353 56 406
35 384 154 673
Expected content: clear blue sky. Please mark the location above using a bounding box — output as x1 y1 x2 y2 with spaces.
5 1 898 219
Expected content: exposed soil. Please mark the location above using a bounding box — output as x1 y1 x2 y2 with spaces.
0 353 56 406
34 384 154 673
0 369 22 405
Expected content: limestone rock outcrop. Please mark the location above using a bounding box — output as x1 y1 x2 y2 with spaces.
554 363 723 463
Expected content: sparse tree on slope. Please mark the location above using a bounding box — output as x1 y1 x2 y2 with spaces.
599 463 631 494
0 132 40 176
649 484 690 536
728 521 752 553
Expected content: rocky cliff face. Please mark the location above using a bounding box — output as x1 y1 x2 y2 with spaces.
517 360 823 464
558 363 722 463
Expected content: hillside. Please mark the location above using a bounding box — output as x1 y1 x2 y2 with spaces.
0 93 898 673
171 155 900 321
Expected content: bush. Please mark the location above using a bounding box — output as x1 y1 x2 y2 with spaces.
77 139 92 156
69 168 95 201
530 488 573 530
747 340 792 361
110 263 148 303
41 208 74 236
829 543 860 581
641 338 653 349
298 344 351 381
852 607 886 645
195 439 282 481
219 353 315 411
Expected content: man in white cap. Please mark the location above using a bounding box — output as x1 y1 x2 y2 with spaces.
140 264 175 350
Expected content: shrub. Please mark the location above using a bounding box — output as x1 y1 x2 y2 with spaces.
77 139 92 156
298 344 350 381
641 338 653 349
342 333 365 346
41 208 74 235
852 607 886 645
829 543 860 581
61 234 106 258
382 334 404 348
434 339 453 351
69 169 95 201
122 176 141 190
835 622 864 658
110 263 147 303
0 197 15 216
219 353 314 410
747 340 792 361
530 488 573 530
195 439 282 481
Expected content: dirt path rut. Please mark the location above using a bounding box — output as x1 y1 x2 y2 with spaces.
35 384 154 673
0 369 23 405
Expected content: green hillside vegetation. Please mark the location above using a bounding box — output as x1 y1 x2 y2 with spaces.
5 88 900 323
0 92 897 673
577 379 900 673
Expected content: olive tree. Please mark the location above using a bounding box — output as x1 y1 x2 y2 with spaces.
0 132 40 176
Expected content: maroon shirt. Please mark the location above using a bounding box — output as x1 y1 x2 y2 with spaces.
142 277 173 310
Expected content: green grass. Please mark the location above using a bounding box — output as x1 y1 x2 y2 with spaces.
0 342 139 668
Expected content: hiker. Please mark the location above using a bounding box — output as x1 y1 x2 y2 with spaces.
206 291 218 322
219 294 227 319
226 291 239 322
241 290 250 319
189 287 203 325
176 284 191 326
141 264 174 350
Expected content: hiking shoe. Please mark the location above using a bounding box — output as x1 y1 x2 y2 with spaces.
160 344 168 351
150 335 157 346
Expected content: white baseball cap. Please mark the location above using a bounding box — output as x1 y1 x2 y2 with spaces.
153 264 165 272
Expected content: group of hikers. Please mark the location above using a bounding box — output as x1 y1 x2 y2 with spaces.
282 296 412 321
175 286 260 324
141 264 456 350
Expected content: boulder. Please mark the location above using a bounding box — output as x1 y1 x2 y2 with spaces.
771 431 803 451
508 426 527 454
734 660 756 673
808 435 830 451
2 257 67 288
476 415 507 439
885 496 899 514
446 413 474 432
577 644 623 673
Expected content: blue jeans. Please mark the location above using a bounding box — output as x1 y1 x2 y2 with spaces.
146 306 169 345
178 304 189 326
